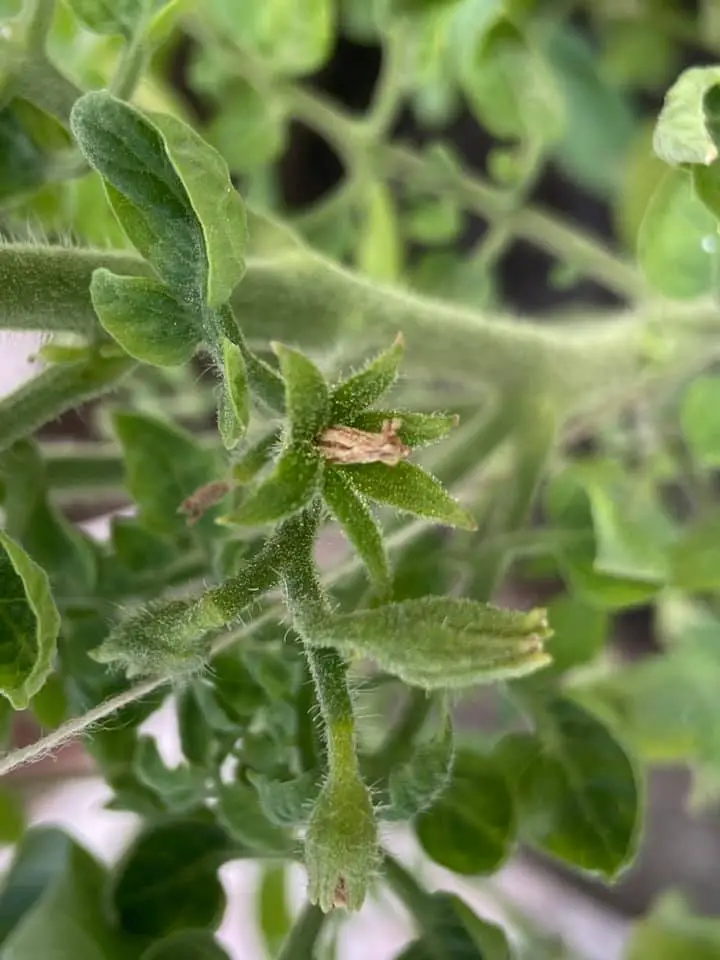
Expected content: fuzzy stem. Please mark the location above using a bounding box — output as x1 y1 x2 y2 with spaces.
279 509 360 779
109 33 148 100
383 852 431 920
22 0 56 54
366 689 433 782
0 355 136 454
0 244 685 423
277 902 326 960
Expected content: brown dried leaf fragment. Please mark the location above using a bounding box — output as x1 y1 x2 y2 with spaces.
179 480 232 525
317 419 411 466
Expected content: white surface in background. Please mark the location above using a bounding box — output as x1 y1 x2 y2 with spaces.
0 333 43 396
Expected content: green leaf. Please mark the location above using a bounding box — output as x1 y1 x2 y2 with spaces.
65 0 158 37
71 92 246 308
0 828 73 945
347 410 459 449
638 167 718 299
110 817 235 937
177 684 215 769
356 182 403 283
0 530 60 710
545 471 662 610
272 343 329 443
0 106 47 202
692 161 720 225
113 411 218 536
247 770 321 826
405 196 463 245
257 865 291 958
0 440 96 596
206 80 287 172
142 930 231 960
216 783 294 854
218 337 250 450
627 892 720 960
543 24 634 196
396 891 511 960
0 789 25 845
150 110 247 307
574 647 720 768
210 651 267 722
415 749 514 875
134 736 205 812
3 837 136 960
232 430 281 483
219 443 322 526
111 516 176 573
329 335 405 423
499 697 641 880
680 375 720 467
572 460 675 584
342 460 476 530
462 19 562 145
206 0 333 76
653 66 720 166
323 467 390 592
328 597 551 689
670 510 720 591
90 270 200 366
30 672 67 728
541 595 608 676
387 715 454 821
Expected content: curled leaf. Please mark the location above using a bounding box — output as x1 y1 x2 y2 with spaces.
0 531 60 709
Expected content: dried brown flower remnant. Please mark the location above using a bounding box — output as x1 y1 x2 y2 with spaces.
317 419 411 466
179 480 232 525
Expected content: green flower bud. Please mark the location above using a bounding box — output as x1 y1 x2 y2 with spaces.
304 772 379 913
326 598 553 690
91 597 224 678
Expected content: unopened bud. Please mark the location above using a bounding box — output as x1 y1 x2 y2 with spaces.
304 772 379 913
91 597 224 678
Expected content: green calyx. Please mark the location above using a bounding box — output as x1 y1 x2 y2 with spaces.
304 771 380 913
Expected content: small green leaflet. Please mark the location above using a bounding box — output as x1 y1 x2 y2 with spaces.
0 531 60 710
218 338 250 450
342 460 476 530
71 92 246 309
323 468 390 592
329 335 405 423
90 270 200 366
220 444 322 526
66 0 171 39
273 342 329 443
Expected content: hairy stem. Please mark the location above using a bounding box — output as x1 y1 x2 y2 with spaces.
22 0 55 54
366 689 434 782
0 355 136 454
277 902 326 960
0 244 680 422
